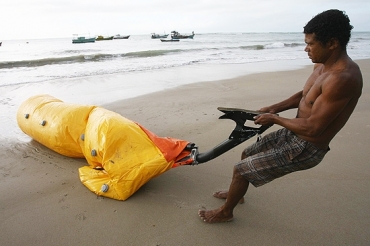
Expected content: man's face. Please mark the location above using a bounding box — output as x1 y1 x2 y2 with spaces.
304 33 328 63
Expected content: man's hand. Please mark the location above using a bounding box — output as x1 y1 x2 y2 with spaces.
254 113 276 126
258 107 277 114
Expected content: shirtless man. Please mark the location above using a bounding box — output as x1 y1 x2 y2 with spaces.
198 9 363 223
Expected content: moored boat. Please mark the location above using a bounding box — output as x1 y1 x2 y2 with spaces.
113 34 130 39
72 36 95 44
151 33 169 39
171 31 195 39
160 39 179 42
96 35 114 41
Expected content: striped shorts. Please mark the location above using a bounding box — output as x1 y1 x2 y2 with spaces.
236 128 329 187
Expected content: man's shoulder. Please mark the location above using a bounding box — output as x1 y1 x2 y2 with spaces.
322 59 363 98
338 59 362 85
325 58 362 83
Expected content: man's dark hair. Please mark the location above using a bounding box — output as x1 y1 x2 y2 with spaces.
303 9 353 48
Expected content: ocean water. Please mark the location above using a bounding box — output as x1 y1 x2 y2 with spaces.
2 32 369 88
1 32 370 139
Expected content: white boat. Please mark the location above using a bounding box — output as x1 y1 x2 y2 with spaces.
171 31 195 39
113 34 130 39
151 33 169 39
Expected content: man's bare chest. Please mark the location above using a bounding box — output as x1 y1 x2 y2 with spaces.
302 74 326 106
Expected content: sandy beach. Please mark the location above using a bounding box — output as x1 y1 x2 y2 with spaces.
1 59 369 245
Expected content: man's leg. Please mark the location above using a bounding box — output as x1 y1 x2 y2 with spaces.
212 151 249 203
212 191 245 204
198 165 249 223
198 130 284 223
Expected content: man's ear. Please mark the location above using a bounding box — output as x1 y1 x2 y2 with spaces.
327 38 339 50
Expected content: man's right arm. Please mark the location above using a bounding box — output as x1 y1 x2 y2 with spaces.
259 91 303 114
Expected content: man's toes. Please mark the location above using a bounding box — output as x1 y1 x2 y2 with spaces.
198 210 206 218
213 191 228 199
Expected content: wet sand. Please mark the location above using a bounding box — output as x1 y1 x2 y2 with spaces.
1 59 369 245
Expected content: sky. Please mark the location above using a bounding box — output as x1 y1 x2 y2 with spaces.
1 0 369 40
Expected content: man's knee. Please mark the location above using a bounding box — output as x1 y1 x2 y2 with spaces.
233 165 242 177
233 165 250 185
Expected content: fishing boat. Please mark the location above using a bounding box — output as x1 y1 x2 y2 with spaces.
72 36 95 44
151 33 169 39
160 39 179 42
113 34 130 39
96 35 114 41
171 31 195 39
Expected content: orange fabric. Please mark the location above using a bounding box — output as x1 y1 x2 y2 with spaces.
138 124 190 164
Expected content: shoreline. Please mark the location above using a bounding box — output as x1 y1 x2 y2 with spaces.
1 59 369 245
1 58 313 103
1 58 312 140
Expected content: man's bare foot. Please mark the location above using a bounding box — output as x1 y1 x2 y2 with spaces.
198 208 233 223
213 191 245 204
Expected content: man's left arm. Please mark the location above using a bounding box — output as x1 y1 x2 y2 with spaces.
254 75 355 137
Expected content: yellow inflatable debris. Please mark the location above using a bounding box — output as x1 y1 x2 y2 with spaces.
17 95 191 200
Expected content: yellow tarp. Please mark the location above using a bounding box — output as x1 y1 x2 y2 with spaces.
17 95 190 200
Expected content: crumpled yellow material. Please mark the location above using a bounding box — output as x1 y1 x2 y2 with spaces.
17 95 190 200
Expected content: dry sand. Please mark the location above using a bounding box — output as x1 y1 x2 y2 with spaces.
1 60 369 245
